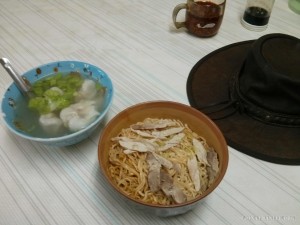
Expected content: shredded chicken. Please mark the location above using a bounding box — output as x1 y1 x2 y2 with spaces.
158 133 185 151
152 127 184 139
152 152 173 169
193 138 209 165
131 119 176 130
146 153 161 192
160 170 187 204
187 156 201 191
207 149 219 185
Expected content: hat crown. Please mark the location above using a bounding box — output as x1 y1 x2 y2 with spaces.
236 34 300 126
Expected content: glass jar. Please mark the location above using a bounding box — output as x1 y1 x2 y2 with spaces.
241 0 275 31
288 0 300 14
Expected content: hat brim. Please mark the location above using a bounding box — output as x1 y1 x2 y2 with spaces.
187 40 300 165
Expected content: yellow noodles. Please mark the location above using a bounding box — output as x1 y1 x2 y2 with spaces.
108 118 219 205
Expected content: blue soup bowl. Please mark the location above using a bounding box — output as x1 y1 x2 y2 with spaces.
1 61 114 146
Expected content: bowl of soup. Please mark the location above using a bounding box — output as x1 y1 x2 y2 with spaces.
98 101 228 217
1 60 114 146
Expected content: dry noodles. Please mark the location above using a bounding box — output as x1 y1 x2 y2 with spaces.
108 118 219 205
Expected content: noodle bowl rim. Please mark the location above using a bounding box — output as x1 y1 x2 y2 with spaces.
98 100 228 208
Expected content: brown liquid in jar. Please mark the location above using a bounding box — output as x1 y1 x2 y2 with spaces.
185 1 224 37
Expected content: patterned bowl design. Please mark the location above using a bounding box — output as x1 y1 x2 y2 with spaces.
1 61 114 146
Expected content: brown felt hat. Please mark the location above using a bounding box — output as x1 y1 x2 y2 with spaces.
187 33 300 165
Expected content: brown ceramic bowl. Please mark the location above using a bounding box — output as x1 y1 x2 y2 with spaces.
98 101 228 217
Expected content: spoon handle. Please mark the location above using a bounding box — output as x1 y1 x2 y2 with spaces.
0 58 32 96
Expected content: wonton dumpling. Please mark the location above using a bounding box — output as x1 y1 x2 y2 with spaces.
76 79 97 100
39 113 63 134
60 100 99 132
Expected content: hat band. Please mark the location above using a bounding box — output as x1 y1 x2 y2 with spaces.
237 98 300 127
233 75 300 128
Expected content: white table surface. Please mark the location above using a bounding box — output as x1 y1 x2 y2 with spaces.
0 0 299 224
